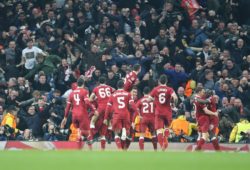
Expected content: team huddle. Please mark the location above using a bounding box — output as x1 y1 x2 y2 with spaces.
61 64 220 151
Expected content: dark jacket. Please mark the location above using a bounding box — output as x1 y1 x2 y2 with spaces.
25 55 61 80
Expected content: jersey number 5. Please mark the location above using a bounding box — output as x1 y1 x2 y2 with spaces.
117 96 125 109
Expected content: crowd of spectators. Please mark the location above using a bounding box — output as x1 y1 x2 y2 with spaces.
0 0 250 143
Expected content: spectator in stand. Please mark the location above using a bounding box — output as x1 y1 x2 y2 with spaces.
24 53 61 80
219 98 246 141
236 77 250 107
33 73 51 93
164 63 188 90
106 70 120 89
230 38 250 65
17 39 47 74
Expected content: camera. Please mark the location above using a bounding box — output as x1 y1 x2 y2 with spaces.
0 124 15 137
59 129 70 135
239 131 250 143
43 119 59 134
169 130 195 142
43 119 71 141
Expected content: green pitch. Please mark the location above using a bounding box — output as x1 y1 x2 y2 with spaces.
0 151 249 170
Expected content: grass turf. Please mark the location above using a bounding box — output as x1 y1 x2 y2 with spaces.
0 151 249 170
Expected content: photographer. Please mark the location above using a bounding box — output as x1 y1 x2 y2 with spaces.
0 126 7 141
48 91 64 126
16 129 34 141
229 114 250 143
218 98 247 141
43 119 69 141
0 106 21 140
169 109 197 142
43 119 60 141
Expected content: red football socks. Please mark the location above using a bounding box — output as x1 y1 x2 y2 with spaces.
152 136 158 151
139 138 144 150
157 133 164 148
196 138 205 150
212 138 220 151
100 139 106 150
115 137 122 149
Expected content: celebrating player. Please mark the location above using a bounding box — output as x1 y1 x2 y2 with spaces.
89 76 115 150
61 77 97 149
104 80 137 150
195 89 220 150
124 64 141 92
193 87 218 150
149 75 178 151
136 87 157 151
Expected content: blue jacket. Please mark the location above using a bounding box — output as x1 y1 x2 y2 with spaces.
164 69 188 89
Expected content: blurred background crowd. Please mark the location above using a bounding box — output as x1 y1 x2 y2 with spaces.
0 0 250 143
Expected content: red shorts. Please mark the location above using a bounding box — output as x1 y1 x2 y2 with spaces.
197 115 210 133
140 117 155 133
72 114 90 136
97 107 106 116
155 114 172 130
112 117 131 134
209 115 219 133
91 113 107 136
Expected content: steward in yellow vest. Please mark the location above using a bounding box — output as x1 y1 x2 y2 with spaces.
169 109 197 142
1 106 19 137
229 115 250 143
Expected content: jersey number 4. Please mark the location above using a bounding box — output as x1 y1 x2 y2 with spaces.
74 94 80 105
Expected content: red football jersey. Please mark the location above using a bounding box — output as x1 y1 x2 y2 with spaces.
92 84 115 109
193 95 207 119
150 85 174 115
65 87 91 117
124 71 138 92
207 96 217 112
136 96 155 117
107 89 134 116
